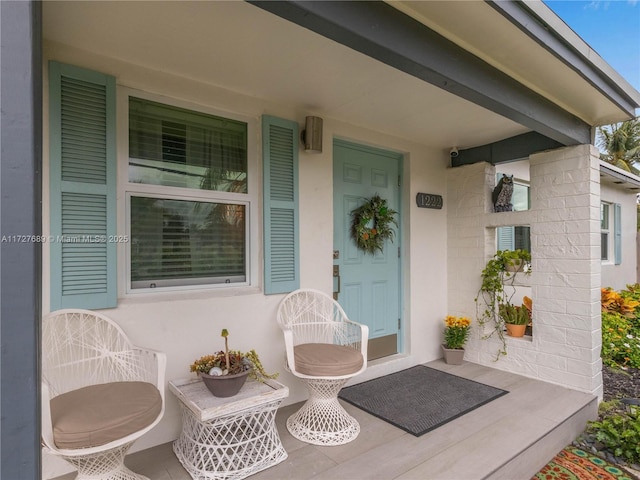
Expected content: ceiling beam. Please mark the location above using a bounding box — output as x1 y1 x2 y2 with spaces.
452 132 564 166
248 0 591 146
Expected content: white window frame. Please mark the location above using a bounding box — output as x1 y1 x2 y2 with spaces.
117 87 259 296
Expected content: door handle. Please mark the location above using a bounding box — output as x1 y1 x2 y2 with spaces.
333 265 341 300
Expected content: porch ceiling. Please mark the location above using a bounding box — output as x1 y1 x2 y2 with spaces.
42 1 635 152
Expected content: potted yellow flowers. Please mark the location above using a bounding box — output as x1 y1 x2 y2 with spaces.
442 315 471 365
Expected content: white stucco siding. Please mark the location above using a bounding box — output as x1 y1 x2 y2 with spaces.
41 42 449 476
600 182 638 291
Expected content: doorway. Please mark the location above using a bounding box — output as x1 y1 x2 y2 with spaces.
333 140 402 360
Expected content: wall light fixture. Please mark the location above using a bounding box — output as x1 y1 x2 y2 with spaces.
301 116 323 153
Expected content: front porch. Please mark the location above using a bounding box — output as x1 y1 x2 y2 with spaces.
51 360 597 480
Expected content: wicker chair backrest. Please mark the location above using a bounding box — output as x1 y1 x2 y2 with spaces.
43 309 142 398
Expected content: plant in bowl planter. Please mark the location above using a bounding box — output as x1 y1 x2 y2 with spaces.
475 249 532 359
441 315 471 365
190 329 278 397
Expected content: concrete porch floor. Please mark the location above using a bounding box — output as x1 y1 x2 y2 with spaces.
51 360 598 480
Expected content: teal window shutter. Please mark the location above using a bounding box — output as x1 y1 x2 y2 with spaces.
262 115 299 294
496 226 515 251
614 203 622 265
49 62 117 309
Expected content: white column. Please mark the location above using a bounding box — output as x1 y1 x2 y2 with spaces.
529 144 602 397
446 145 602 398
447 162 495 363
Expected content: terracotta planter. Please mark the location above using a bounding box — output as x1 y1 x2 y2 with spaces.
200 369 251 397
505 323 526 337
441 344 465 365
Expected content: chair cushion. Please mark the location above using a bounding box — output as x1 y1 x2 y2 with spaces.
51 381 162 449
294 343 364 376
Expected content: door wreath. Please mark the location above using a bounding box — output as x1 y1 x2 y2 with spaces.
350 194 398 255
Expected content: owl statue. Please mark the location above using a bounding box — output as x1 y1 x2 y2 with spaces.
492 174 514 212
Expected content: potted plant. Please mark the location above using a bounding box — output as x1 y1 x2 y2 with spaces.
441 315 471 365
475 249 532 359
498 303 529 337
190 329 278 397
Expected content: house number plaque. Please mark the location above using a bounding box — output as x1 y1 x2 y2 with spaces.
416 193 443 209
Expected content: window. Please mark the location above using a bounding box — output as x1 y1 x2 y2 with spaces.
129 98 247 192
497 225 531 252
601 202 622 264
510 181 530 212
50 63 299 306
496 173 531 252
127 97 249 291
601 202 610 261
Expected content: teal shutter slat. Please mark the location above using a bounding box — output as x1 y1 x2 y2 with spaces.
49 61 117 310
614 203 622 265
262 115 299 294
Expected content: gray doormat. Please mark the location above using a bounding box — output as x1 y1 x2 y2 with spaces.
338 365 508 437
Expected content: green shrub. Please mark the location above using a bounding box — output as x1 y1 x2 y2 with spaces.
588 413 640 464
592 286 640 465
601 311 640 369
601 285 640 369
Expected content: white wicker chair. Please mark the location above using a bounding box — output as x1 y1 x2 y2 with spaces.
42 309 166 480
276 289 368 446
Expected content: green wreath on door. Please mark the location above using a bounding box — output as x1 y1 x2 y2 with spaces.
350 194 398 255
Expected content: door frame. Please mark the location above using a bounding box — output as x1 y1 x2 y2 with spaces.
332 138 405 356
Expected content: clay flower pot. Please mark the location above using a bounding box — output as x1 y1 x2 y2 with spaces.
505 323 526 338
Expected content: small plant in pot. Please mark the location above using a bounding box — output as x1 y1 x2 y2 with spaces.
442 315 471 365
190 329 278 397
498 303 529 337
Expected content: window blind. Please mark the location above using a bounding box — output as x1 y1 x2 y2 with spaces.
130 196 246 288
129 97 247 192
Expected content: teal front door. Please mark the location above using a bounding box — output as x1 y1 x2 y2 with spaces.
333 140 402 360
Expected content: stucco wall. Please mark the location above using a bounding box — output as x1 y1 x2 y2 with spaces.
41 42 450 477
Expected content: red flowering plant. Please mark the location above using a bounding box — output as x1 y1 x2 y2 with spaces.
443 315 471 350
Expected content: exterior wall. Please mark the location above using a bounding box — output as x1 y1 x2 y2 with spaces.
600 182 638 290
42 42 450 477
448 145 603 398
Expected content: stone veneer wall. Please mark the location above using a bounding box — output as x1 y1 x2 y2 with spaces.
447 145 603 398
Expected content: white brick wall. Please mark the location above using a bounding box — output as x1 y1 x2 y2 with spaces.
447 145 603 398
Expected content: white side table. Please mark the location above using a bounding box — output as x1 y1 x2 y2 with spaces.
169 377 289 480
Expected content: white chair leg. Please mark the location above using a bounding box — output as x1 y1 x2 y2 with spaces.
286 378 360 446
62 441 148 480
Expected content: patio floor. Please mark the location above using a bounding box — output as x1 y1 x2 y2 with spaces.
51 360 598 480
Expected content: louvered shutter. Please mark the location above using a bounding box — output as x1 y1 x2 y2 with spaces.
49 62 117 309
614 203 622 265
262 115 299 294
496 226 515 251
